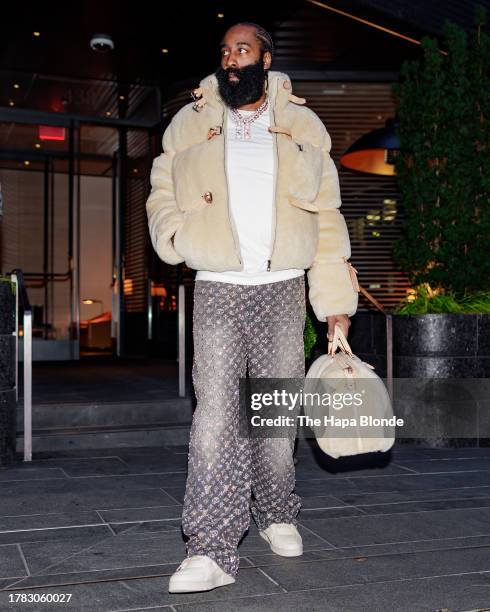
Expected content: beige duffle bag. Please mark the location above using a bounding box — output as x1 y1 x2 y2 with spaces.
303 323 395 459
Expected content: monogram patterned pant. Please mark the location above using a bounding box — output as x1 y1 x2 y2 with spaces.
181 275 306 576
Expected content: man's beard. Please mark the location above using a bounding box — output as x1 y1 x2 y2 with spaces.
215 60 267 108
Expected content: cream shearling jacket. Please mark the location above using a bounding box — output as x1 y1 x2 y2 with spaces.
146 70 359 320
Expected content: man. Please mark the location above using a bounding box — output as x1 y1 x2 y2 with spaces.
146 22 358 593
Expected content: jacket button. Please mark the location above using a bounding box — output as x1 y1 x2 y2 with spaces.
203 192 213 204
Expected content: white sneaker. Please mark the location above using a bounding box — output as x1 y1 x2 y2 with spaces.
259 523 303 557
168 555 236 593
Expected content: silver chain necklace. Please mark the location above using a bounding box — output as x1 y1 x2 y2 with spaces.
230 98 269 140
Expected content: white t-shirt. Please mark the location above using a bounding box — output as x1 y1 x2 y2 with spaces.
195 107 304 285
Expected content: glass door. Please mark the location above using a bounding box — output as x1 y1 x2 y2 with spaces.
0 120 77 360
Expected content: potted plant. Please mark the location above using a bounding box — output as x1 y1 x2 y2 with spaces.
391 7 490 380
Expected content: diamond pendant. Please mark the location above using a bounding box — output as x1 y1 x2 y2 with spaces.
231 98 268 140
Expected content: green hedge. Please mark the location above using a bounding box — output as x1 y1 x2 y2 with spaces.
393 6 490 309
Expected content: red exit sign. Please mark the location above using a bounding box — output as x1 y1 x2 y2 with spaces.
39 126 66 141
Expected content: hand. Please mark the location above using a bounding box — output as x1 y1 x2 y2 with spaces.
327 314 351 342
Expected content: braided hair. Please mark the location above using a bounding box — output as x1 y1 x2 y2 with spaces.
233 22 274 59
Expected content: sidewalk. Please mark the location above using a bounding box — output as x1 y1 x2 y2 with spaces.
0 440 489 611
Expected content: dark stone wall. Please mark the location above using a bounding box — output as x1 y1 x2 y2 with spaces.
334 312 489 379
393 314 489 378
0 281 16 466
328 312 490 449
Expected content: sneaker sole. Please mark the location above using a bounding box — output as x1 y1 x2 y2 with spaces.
169 574 235 593
259 531 303 557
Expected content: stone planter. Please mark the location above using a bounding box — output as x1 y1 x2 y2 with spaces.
393 313 489 378
0 279 16 466
308 312 489 449
348 312 388 375
393 314 490 448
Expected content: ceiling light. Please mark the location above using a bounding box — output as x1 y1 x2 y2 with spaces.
9 100 15 106
217 13 224 18
106 111 112 116
35 143 41 149
90 33 114 52
24 161 30 166
161 48 169 54
13 83 20 89
119 95 125 100
33 31 41 37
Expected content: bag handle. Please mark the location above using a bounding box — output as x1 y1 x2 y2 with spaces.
328 323 354 357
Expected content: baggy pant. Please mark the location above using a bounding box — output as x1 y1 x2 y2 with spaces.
181 275 306 576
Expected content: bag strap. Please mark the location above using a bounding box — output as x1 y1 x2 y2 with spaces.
359 285 386 314
344 257 385 314
324 261 391 390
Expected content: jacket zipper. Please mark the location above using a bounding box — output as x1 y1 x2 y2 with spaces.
267 81 279 272
222 107 243 267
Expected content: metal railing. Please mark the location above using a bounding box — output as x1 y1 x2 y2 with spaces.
178 284 186 398
10 269 33 462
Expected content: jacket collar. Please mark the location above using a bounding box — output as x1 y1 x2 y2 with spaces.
190 70 304 113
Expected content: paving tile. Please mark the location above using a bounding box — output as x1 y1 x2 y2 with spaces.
294 463 410 480
349 495 490 515
251 544 490 591
297 506 366 520
21 531 188 574
312 533 490 558
29 448 148 460
0 545 27 579
294 478 358 497
391 457 490 473
0 524 112 546
0 467 67 482
160 486 186 504
0 511 103 533
110 520 182 535
29 457 131 477
0 568 282 611
297 495 349 509
344 470 490 493
18 535 107 575
0 557 253 591
332 484 490 506
3 443 490 611
246 534 490 566
116 453 188 474
68 472 188 487
0 479 179 514
169 572 490 611
299 507 490 547
116 445 190 457
0 473 187 497
384 447 438 460
99 506 182 524
408 446 490 458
